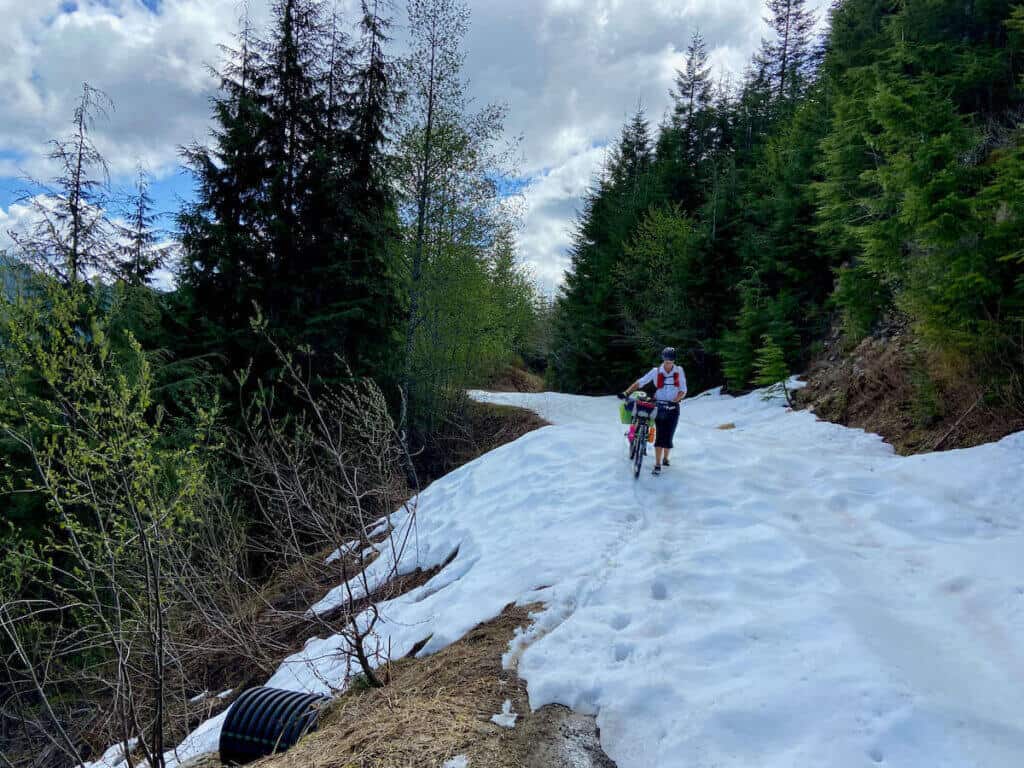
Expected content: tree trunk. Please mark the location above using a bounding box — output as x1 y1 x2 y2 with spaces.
399 30 438 444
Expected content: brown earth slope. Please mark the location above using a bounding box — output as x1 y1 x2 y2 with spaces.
795 322 1023 455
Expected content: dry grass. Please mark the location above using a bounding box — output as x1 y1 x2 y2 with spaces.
419 398 549 484
252 604 543 768
716 422 736 430
485 365 545 393
796 325 1024 454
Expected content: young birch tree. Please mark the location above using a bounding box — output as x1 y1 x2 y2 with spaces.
396 0 527 442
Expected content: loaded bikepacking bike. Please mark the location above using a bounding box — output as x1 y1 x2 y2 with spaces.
625 393 658 479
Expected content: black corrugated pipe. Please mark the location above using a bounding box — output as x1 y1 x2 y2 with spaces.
218 687 330 765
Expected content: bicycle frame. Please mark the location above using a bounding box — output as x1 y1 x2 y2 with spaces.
626 394 657 478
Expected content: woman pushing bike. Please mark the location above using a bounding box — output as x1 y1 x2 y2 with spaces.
618 347 687 475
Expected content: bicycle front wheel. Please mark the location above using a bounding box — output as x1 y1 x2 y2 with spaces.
633 425 646 478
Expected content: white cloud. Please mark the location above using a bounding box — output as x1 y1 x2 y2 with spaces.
0 197 44 256
0 0 272 180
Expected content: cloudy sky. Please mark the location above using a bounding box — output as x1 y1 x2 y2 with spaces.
0 0 823 291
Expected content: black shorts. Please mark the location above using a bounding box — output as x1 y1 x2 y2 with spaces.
654 403 680 449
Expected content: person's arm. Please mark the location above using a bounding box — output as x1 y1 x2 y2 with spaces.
620 369 656 398
673 368 688 403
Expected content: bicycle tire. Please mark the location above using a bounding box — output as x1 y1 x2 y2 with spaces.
633 425 646 478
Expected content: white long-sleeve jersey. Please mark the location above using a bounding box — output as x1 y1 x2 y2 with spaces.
636 364 687 402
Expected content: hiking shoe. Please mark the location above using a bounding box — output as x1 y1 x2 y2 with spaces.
663 458 670 467
652 465 661 476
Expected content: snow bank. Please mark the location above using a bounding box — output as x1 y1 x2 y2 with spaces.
80 740 137 768
159 386 1024 768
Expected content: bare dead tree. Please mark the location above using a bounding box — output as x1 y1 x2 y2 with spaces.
8 84 117 284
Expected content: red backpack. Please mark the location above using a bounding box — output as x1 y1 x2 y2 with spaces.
656 369 680 389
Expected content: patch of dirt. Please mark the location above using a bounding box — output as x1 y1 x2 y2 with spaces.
249 604 617 768
796 320 1024 455
417 397 549 484
484 364 546 393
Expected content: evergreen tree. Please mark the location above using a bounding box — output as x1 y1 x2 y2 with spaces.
549 109 659 393
754 334 792 405
673 31 715 164
115 168 165 287
333 0 405 378
179 0 404 390
657 31 718 210
178 10 271 377
759 0 817 106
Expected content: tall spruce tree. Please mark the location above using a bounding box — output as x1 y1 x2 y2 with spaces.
179 0 404 389
760 0 817 106
115 168 164 287
549 109 658 393
333 0 404 378
178 9 272 372
673 31 715 166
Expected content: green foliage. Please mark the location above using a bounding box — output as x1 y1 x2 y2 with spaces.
832 265 890 342
0 279 215 536
910 353 943 427
548 109 661 394
1 277 217 767
754 334 792 404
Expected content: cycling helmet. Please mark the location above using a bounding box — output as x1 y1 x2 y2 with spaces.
661 346 677 361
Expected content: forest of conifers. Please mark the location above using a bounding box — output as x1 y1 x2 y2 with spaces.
550 0 1024 407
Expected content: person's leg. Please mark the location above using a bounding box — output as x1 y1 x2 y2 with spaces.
664 407 680 464
653 410 670 467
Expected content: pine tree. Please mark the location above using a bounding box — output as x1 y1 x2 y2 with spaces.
754 334 792 405
549 111 660 394
672 31 715 166
331 0 404 377
178 8 272 369
115 168 164 287
759 0 817 106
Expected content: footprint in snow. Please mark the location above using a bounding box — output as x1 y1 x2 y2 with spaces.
651 581 668 601
609 613 631 630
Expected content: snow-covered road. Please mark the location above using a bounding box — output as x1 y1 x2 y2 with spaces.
163 387 1024 768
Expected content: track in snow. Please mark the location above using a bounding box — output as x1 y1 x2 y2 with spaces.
154 387 1024 768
